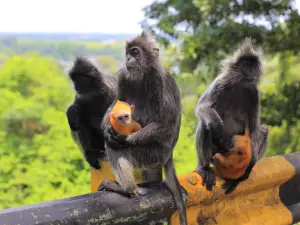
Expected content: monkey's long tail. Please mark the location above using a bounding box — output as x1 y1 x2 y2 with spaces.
164 157 187 225
226 38 262 78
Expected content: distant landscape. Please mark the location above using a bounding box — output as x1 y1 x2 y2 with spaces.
0 32 135 41
0 32 137 73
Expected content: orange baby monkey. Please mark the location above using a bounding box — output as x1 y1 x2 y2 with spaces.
213 127 252 180
109 100 141 135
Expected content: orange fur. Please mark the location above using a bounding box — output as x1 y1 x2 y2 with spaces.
109 100 141 136
213 128 252 180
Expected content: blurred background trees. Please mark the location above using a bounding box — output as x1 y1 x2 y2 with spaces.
1 0 300 211
143 0 300 158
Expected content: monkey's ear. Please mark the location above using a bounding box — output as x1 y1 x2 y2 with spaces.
109 113 114 119
130 105 135 113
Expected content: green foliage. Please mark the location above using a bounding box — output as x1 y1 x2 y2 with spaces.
144 0 300 76
174 95 198 175
260 54 300 156
1 0 300 211
0 55 90 209
144 0 300 159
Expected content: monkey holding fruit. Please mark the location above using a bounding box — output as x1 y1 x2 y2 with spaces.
195 38 269 194
99 31 187 225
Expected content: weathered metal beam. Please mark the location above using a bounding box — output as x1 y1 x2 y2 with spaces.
1 152 300 225
0 182 177 225
170 152 300 225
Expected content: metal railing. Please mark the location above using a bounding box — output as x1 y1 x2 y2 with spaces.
1 152 300 225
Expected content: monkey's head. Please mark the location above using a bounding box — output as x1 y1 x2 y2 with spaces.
125 31 161 76
221 38 262 85
69 57 103 94
110 100 135 125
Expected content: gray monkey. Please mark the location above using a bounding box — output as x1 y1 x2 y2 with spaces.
195 38 269 194
66 57 117 169
98 32 187 225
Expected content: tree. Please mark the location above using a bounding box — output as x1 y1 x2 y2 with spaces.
0 54 90 209
143 0 300 77
143 0 300 157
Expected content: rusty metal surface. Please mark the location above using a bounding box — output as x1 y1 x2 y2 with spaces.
170 154 297 225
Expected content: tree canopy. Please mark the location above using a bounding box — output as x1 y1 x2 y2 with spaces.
143 0 300 157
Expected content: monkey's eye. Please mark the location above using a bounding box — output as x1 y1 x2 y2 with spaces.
124 114 129 119
129 47 139 56
117 117 123 121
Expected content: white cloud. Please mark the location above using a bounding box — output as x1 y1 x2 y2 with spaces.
0 0 153 33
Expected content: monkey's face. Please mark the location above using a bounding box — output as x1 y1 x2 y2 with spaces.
126 46 145 70
125 34 160 75
116 112 132 125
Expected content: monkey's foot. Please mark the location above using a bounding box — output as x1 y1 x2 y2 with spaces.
222 180 240 194
212 154 221 166
133 187 148 196
87 158 100 170
97 180 131 197
85 152 101 169
196 167 216 191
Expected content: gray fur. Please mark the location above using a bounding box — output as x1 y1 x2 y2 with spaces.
101 33 187 225
195 38 269 192
66 57 117 169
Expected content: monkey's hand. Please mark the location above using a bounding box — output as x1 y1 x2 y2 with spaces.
212 130 234 154
66 104 81 131
98 180 131 197
212 153 232 168
104 126 129 149
196 166 216 191
85 152 101 169
222 180 240 194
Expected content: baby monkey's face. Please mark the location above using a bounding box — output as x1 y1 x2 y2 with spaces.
116 112 132 125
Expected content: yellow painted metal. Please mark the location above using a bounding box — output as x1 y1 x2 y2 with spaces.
90 160 143 193
171 156 296 225
90 160 116 193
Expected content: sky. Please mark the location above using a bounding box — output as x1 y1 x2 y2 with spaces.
1 0 300 34
0 0 154 33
